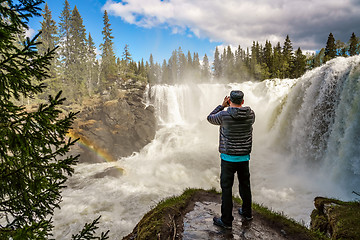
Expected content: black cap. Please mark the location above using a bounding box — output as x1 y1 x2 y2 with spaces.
230 90 244 104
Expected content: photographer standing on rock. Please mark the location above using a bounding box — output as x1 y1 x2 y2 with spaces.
207 90 255 230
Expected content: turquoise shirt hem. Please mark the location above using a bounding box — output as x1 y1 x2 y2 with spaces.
220 153 250 162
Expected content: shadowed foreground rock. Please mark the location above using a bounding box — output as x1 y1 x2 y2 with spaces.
183 201 287 239
123 189 327 240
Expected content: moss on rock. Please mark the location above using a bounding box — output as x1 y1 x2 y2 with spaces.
310 196 360 239
310 209 329 235
122 188 209 240
123 189 329 240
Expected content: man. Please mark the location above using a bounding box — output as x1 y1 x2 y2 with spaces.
207 90 255 229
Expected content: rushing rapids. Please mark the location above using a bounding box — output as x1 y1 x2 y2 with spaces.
52 56 360 239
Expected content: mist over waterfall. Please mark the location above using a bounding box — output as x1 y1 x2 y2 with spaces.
52 56 360 239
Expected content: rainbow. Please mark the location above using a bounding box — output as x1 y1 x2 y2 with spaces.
67 129 124 173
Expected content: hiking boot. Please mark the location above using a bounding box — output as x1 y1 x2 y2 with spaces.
238 208 253 221
213 217 232 229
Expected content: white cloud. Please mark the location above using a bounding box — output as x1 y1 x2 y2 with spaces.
25 28 36 39
102 0 360 50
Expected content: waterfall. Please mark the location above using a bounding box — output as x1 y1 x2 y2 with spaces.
269 56 360 190
52 56 360 239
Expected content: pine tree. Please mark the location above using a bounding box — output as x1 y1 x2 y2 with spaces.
35 2 60 100
235 45 244 62
263 41 273 73
153 62 161 84
255 41 261 64
128 61 138 79
186 50 193 71
234 45 242 80
169 49 178 84
250 41 262 80
0 2 109 238
348 32 359 56
324 32 337 62
292 47 306 78
99 10 117 92
224 45 235 81
192 52 201 81
0 1 78 238
121 44 135 79
244 47 250 71
122 44 132 65
221 48 227 79
234 45 248 81
58 0 72 77
38 3 58 78
68 5 87 100
213 46 222 79
201 54 211 82
148 54 156 83
145 61 150 81
182 50 192 81
177 47 186 80
282 35 293 78
86 33 99 95
138 58 147 79
261 40 272 80
272 42 282 78
161 59 170 84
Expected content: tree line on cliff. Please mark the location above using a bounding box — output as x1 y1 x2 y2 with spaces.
37 0 360 104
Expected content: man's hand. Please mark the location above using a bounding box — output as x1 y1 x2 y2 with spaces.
222 96 230 107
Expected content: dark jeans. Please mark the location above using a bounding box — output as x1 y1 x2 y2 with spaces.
220 159 252 225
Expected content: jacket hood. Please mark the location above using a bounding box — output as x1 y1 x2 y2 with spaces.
227 106 252 120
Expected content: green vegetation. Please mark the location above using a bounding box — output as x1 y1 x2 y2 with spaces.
99 10 117 93
324 33 337 62
123 188 210 240
311 197 360 239
0 1 108 239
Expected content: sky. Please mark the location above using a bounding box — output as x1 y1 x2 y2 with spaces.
28 0 360 64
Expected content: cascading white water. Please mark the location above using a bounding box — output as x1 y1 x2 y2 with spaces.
52 56 360 239
268 56 360 190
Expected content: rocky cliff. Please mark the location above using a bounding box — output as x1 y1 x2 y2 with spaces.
69 81 156 164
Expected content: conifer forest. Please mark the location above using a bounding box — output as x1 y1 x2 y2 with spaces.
35 0 360 104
